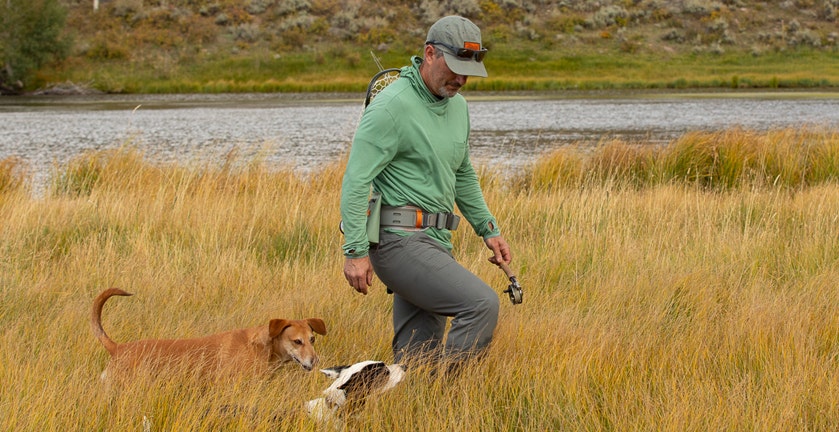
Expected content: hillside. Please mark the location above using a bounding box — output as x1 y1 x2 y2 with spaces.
42 0 839 93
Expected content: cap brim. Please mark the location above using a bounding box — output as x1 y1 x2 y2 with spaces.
442 52 488 78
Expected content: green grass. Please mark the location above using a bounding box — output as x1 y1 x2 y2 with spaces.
2 129 838 430
47 43 839 94
473 49 839 91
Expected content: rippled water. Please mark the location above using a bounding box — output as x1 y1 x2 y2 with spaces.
2 91 839 192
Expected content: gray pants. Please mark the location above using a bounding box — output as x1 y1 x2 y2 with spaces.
369 231 499 364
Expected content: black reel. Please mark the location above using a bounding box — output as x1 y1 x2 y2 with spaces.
503 275 523 305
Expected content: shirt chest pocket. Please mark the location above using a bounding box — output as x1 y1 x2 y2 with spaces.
442 138 468 171
420 111 469 170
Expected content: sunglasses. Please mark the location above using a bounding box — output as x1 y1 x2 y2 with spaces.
428 41 487 62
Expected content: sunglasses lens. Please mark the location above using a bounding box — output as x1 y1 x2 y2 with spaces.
431 42 487 63
455 48 487 62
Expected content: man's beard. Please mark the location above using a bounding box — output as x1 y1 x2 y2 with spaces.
436 83 461 98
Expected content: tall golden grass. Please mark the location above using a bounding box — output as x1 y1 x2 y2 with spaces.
1 128 837 431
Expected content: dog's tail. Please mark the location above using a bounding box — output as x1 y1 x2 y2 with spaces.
91 288 132 355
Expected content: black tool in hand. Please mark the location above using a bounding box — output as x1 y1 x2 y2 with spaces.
498 262 523 305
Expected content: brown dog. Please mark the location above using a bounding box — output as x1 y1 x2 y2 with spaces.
91 288 327 381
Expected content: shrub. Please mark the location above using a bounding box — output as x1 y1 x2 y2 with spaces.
682 0 722 17
662 29 687 43
110 0 144 18
245 0 271 15
231 23 261 42
591 5 629 28
85 32 130 60
180 14 219 44
545 13 588 34
276 0 310 15
0 0 70 92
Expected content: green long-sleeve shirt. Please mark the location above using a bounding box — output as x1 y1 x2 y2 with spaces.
340 56 500 258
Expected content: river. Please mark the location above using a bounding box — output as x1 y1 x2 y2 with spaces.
2 91 839 193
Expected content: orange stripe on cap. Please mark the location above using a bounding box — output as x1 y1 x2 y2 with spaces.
463 42 481 50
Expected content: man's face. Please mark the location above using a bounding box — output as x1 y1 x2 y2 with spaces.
422 45 468 98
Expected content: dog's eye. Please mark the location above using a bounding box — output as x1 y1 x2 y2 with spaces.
310 337 315 344
294 339 303 345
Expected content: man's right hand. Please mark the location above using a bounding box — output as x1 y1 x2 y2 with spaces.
343 256 374 295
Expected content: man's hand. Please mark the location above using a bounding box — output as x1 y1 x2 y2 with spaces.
343 256 374 295
485 235 512 267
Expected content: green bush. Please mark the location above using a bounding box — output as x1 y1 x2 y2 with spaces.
0 0 70 93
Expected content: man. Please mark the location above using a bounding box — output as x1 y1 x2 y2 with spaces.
340 16 512 366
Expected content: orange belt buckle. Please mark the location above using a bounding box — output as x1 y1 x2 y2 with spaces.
415 209 423 228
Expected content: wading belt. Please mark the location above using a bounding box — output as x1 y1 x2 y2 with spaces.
380 205 461 231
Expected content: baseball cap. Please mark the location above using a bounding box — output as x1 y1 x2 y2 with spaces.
426 16 488 78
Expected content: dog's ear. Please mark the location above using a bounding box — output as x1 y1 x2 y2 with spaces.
268 319 291 338
306 318 327 335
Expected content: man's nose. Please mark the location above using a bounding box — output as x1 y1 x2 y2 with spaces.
454 74 468 86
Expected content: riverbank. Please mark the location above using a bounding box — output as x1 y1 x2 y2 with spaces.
42 49 839 94
23 0 839 94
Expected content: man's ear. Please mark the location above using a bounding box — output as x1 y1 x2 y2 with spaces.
306 318 327 335
423 44 436 62
269 319 291 338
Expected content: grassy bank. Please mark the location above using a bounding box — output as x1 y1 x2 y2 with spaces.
47 47 839 94
1 128 838 430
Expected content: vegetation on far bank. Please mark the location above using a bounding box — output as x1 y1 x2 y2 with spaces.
39 46 839 94
4 0 839 94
